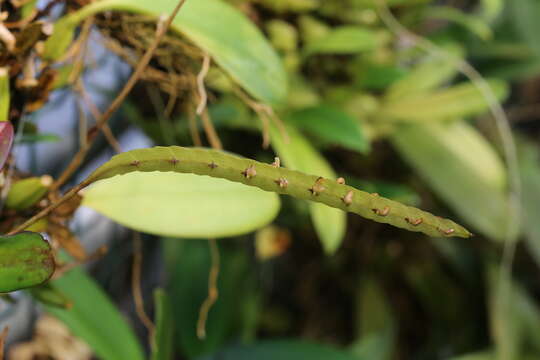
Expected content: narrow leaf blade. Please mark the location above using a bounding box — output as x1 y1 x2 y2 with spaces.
391 121 509 240
152 289 174 360
46 268 145 360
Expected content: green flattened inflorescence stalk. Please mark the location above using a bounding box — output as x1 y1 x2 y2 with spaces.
85 146 472 238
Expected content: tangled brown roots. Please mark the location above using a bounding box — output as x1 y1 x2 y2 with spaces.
95 12 203 102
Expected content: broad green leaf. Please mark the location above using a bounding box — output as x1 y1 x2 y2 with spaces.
381 79 508 122
287 105 369 154
391 121 509 240
0 232 54 292
82 172 280 239
425 6 492 40
151 289 174 360
46 267 144 360
0 68 8 122
304 26 379 56
270 125 346 254
197 340 362 360
164 239 250 358
44 0 287 105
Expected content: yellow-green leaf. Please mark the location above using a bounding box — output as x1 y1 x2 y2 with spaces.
82 172 280 239
391 121 509 240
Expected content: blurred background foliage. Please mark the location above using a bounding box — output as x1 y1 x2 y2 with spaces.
4 0 540 359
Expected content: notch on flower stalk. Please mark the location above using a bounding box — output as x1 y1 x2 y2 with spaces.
341 190 354 206
372 206 390 216
438 227 455 236
241 165 257 179
405 217 423 226
309 177 326 196
275 177 288 188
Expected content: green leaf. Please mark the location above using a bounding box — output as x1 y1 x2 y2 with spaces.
164 239 249 358
44 0 287 105
270 125 346 254
46 267 145 360
151 289 174 360
304 26 379 56
391 121 510 240
381 79 508 122
82 172 280 239
197 340 362 360
0 232 54 292
287 105 369 154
